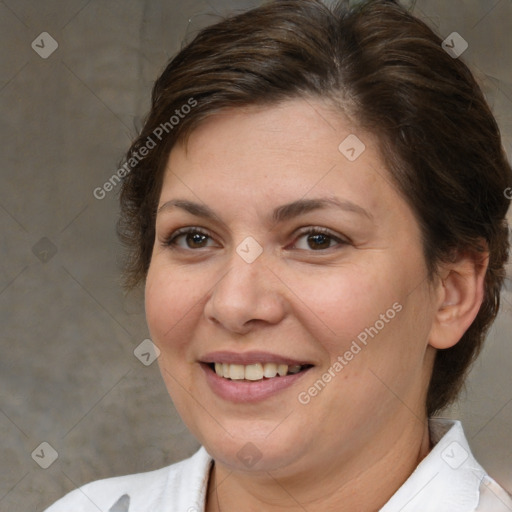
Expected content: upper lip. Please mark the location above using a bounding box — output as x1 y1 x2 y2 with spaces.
200 351 313 366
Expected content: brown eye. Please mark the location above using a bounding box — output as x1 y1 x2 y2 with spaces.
306 233 332 250
291 228 348 251
163 228 218 250
185 232 209 248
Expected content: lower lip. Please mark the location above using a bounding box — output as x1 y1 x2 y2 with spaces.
200 363 312 403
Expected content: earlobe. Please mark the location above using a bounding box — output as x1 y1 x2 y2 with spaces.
429 250 489 350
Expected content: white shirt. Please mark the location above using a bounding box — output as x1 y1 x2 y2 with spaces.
45 419 512 512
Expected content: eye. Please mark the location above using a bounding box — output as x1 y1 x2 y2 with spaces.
163 227 219 250
290 227 348 251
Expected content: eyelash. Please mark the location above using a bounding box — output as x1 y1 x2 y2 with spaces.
162 226 349 252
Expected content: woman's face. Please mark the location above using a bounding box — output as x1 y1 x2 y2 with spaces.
145 99 438 476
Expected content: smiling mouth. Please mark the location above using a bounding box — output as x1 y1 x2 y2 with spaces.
207 362 313 381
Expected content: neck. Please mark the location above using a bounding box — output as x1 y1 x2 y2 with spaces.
206 418 432 512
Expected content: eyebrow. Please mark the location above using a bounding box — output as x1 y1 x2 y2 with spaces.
157 197 372 224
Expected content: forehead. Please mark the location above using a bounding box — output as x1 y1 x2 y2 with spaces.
178 100 362 163
161 99 398 222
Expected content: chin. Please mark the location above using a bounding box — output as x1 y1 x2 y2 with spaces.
192 420 307 473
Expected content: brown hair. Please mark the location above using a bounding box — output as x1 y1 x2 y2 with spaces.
118 0 511 415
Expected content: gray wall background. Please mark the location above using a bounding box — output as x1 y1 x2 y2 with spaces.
0 0 511 510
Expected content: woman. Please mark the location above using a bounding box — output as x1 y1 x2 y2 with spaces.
46 0 512 510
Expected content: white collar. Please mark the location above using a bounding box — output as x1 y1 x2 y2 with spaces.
379 418 486 511
192 419 488 512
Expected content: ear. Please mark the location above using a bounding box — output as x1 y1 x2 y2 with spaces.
428 247 489 350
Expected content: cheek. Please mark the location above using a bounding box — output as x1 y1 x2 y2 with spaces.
287 255 430 373
145 262 200 352
284 262 398 350
145 263 206 408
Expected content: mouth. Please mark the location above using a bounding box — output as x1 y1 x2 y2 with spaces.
206 362 314 381
199 351 315 402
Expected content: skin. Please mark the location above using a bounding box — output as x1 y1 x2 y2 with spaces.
145 99 487 511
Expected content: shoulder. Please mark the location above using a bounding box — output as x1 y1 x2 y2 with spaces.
476 475 512 512
44 447 212 512
381 418 512 512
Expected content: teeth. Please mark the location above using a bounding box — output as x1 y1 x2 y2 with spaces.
263 363 278 378
229 364 245 380
213 362 305 380
277 364 288 376
245 363 263 381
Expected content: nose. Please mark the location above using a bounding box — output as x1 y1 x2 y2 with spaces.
203 251 287 335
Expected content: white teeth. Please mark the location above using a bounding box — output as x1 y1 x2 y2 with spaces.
213 362 304 380
277 364 288 376
263 363 278 378
245 363 263 381
229 364 245 380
